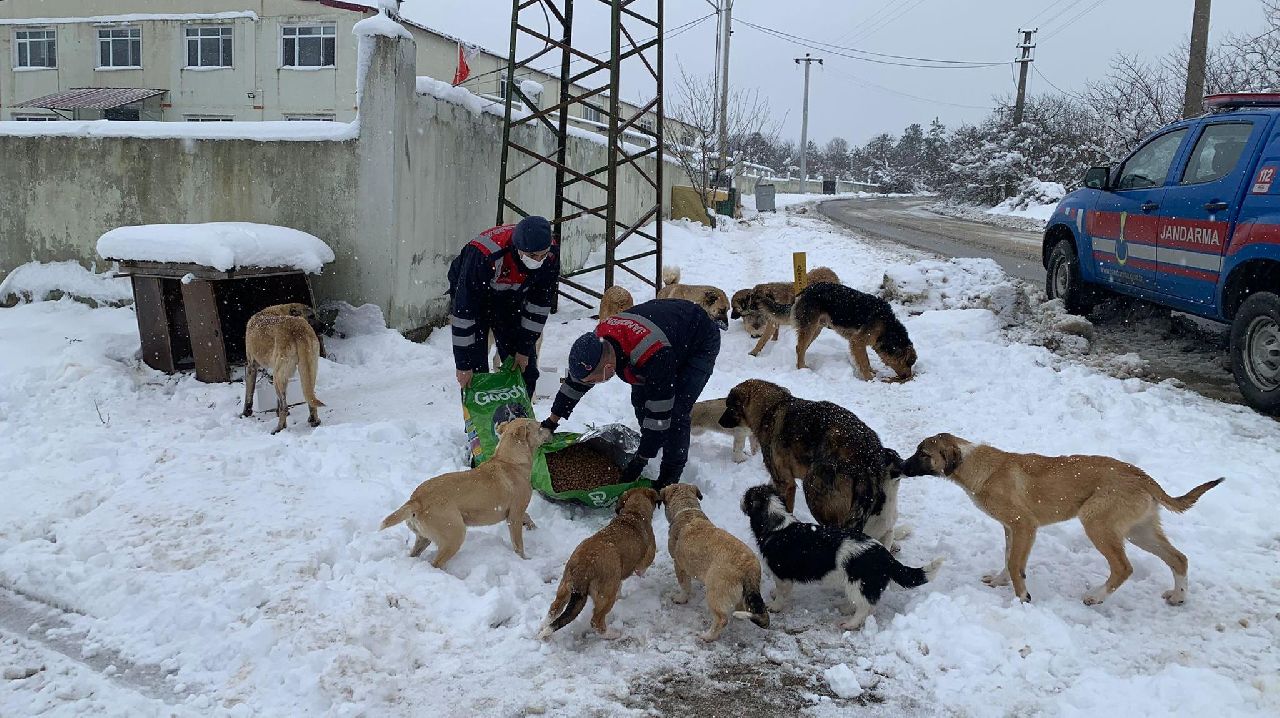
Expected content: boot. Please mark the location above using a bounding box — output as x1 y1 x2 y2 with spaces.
654 463 683 490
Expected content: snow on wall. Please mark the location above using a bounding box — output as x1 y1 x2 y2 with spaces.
0 12 258 26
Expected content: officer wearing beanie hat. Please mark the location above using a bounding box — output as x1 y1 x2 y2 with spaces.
447 216 558 394
542 297 721 489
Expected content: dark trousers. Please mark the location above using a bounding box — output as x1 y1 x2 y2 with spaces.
630 328 721 479
464 317 540 396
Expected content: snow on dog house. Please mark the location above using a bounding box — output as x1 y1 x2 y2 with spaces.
97 223 334 383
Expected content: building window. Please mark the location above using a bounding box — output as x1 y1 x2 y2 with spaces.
186 26 232 68
185 115 233 122
498 73 509 100
639 118 655 134
12 114 59 121
581 104 602 124
285 114 335 121
98 27 141 68
281 25 336 68
15 29 56 68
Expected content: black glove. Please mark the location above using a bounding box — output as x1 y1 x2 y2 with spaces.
540 417 559 431
620 455 648 483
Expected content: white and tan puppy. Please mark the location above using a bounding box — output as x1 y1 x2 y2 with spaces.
660 484 769 641
902 433 1224 606
380 418 550 569
690 398 758 463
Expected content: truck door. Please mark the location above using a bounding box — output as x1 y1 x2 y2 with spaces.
1155 119 1263 305
1087 127 1190 290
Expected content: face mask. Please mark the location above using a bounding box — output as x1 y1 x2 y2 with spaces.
519 252 545 270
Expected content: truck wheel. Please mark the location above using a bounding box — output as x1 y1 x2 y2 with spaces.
1231 292 1280 414
1046 241 1096 315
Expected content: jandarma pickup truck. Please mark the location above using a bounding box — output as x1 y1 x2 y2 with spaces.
1044 93 1280 414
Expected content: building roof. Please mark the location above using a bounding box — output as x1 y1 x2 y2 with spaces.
15 87 167 110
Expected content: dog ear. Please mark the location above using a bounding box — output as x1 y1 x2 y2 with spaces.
644 487 661 506
883 448 904 478
703 289 719 306
941 442 962 475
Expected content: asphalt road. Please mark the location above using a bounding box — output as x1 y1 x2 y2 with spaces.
819 196 1046 283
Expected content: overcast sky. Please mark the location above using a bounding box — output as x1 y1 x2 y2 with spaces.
401 0 1267 146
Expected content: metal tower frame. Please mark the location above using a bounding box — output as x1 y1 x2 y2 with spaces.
497 0 665 309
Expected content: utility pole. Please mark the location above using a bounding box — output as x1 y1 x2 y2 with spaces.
1183 0 1212 118
795 53 822 192
1012 28 1036 125
716 0 734 187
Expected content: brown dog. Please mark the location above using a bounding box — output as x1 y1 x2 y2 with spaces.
598 285 635 322
791 282 916 381
718 379 902 544
657 266 730 330
690 398 757 463
901 433 1224 605
735 267 841 353
380 418 550 569
660 483 769 641
537 487 661 640
242 303 324 434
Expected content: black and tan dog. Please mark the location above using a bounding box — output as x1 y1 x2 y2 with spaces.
538 487 660 641
791 282 916 381
242 303 325 434
901 433 1224 606
733 267 841 352
657 266 730 330
718 379 902 544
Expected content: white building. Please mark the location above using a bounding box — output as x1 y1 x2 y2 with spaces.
0 0 675 142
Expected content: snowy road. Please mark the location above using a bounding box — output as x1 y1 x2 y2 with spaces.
820 196 1248 409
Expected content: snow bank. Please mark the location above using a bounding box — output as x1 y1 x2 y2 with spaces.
880 257 1026 321
0 261 132 307
96 223 335 273
987 179 1066 225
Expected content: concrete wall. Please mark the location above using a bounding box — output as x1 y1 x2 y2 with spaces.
0 31 685 332
740 176 882 195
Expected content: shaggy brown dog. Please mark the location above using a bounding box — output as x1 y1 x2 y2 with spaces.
537 487 661 640
901 433 1224 605
791 282 916 381
380 418 550 569
242 303 324 434
734 267 841 352
598 285 635 322
657 266 730 330
719 379 902 545
660 483 769 641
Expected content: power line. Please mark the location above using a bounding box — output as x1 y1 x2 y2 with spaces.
828 0 901 47
846 0 928 46
1042 0 1109 40
737 18 1008 68
1024 0 1063 26
1038 0 1090 32
1032 64 1073 95
824 64 996 110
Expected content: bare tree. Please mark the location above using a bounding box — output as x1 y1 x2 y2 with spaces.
669 67 783 222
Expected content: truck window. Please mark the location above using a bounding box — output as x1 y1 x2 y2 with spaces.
1117 129 1188 190
1180 123 1253 185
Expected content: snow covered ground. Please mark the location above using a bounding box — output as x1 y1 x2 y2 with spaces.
2 201 1277 717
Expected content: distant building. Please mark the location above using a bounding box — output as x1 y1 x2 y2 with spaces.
0 0 675 143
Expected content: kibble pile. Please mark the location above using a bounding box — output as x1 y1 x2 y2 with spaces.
546 443 624 493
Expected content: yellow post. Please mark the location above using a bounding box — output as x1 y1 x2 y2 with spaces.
793 251 808 294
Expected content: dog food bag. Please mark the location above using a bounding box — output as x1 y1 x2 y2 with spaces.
534 424 653 508
461 357 537 466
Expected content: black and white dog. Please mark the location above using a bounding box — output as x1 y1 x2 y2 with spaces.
741 485 943 630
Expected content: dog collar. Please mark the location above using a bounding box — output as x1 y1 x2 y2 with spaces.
670 506 701 521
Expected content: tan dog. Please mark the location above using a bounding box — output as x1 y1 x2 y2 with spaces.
380 418 550 569
690 398 757 463
242 303 324 434
537 487 661 640
735 267 841 354
657 266 730 330
901 433 1224 605
598 285 635 322
660 484 769 641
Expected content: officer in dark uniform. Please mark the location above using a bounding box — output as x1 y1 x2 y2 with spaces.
542 298 721 489
447 216 558 395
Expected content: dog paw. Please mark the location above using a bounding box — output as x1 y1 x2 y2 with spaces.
241 408 253 417
1017 592 1032 603
270 426 285 435
597 629 622 641
536 626 554 641
1162 589 1186 606
732 454 748 464
982 572 1010 587
837 619 866 631
1082 593 1105 606
670 592 690 605
309 417 321 427
697 631 721 643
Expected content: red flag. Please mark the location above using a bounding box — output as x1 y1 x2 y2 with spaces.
452 43 470 85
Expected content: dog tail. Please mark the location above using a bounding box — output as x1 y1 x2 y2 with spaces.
297 334 325 408
379 503 412 530
661 265 681 287
731 575 770 629
1154 477 1224 513
538 586 588 640
889 556 944 590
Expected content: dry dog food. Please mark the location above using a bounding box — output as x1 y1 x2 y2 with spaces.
546 443 624 493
